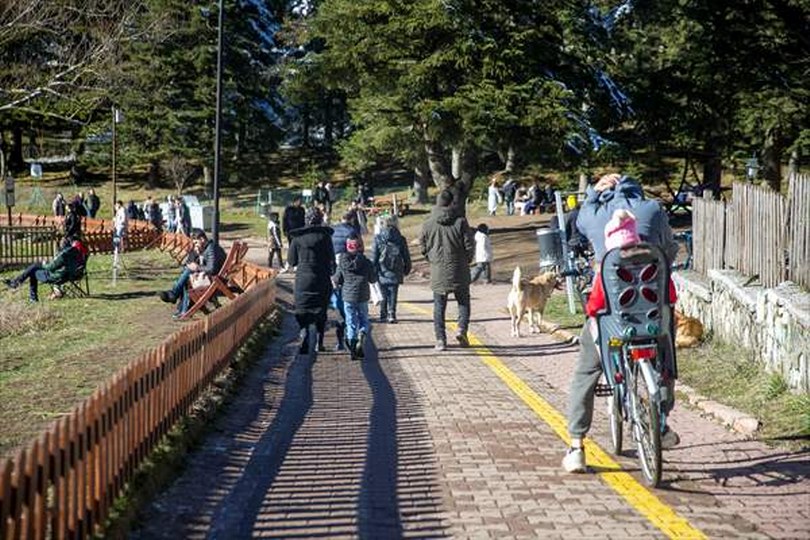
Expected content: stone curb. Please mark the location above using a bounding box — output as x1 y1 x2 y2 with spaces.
539 321 761 437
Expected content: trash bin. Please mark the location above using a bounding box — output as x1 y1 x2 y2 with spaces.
536 228 563 270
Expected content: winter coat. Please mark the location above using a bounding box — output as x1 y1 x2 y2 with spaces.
502 180 518 202
44 244 84 283
371 227 412 285
334 252 377 304
331 221 359 258
576 176 677 262
420 206 474 293
198 239 226 277
474 231 492 263
288 225 335 315
85 194 100 218
64 210 81 240
283 204 306 238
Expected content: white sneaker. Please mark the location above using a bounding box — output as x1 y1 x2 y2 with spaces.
562 447 586 473
661 427 680 449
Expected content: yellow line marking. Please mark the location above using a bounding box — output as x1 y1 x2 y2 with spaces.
403 301 707 540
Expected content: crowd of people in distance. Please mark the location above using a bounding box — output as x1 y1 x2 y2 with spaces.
487 175 558 216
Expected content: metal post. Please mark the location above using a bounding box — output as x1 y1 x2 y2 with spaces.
211 0 225 246
555 191 577 314
111 106 117 218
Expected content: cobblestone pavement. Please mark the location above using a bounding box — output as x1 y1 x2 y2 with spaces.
134 273 810 539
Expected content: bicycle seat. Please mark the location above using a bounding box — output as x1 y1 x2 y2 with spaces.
595 242 677 381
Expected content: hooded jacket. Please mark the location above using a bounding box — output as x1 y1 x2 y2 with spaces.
420 206 474 293
371 226 412 285
288 225 335 314
576 176 678 262
334 252 377 303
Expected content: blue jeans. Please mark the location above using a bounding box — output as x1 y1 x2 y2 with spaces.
171 267 192 314
379 283 399 320
433 288 470 343
344 301 370 341
12 263 50 301
505 199 515 215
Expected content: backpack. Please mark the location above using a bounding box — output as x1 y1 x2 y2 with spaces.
380 238 405 275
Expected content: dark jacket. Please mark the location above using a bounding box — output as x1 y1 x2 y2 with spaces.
44 244 84 283
420 206 474 293
288 225 335 315
576 176 677 262
331 221 359 258
199 239 227 276
64 210 82 240
371 227 411 285
334 252 377 303
283 204 306 238
85 194 100 218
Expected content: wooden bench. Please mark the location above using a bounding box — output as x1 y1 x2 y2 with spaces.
178 240 249 320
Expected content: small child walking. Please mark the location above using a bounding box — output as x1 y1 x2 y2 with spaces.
267 212 284 269
470 223 493 284
333 234 378 359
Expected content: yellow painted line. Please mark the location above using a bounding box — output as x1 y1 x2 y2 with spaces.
403 301 707 540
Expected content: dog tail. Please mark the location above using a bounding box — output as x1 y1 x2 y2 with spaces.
512 266 522 290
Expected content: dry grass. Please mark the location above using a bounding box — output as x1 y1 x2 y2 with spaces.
0 301 63 338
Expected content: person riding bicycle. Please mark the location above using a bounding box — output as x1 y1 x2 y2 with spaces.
563 173 679 474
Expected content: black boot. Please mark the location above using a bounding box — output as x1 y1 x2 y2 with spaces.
355 331 366 359
335 323 346 351
317 332 326 352
348 339 358 360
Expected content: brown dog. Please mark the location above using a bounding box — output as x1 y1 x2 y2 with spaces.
507 266 558 337
675 310 704 348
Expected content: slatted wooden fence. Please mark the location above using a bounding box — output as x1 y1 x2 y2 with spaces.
0 277 277 539
691 175 809 289
0 227 60 269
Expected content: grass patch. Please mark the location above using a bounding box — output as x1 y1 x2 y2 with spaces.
0 249 182 458
101 310 282 539
678 340 810 448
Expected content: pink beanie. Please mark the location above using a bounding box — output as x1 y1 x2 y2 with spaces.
604 209 640 251
346 237 360 253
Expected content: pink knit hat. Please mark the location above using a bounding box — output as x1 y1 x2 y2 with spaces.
346 237 361 253
604 209 640 251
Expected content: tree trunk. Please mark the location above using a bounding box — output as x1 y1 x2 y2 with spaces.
412 161 430 204
147 160 160 189
702 139 723 198
762 128 783 192
10 124 23 172
302 104 311 148
203 165 212 190
424 135 452 189
451 146 462 181
504 145 516 173
235 121 246 160
578 173 589 194
787 147 800 180
324 92 333 146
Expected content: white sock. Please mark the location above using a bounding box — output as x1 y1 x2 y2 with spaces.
570 438 583 449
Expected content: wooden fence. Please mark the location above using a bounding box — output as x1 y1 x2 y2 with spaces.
692 174 809 289
0 277 278 539
0 227 60 269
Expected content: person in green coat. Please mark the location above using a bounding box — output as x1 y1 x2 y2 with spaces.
420 189 474 351
4 238 87 302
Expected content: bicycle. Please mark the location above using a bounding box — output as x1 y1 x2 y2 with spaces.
593 242 676 487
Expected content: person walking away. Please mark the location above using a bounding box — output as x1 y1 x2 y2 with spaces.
52 193 66 217
126 200 139 221
470 223 493 284
371 214 411 324
487 177 502 216
166 196 177 233
325 182 335 217
159 229 226 318
333 234 377 359
420 189 474 351
63 199 82 241
4 237 87 302
563 173 679 474
266 212 284 269
313 180 329 212
330 210 361 350
282 196 306 262
85 189 101 218
502 178 518 216
288 207 335 354
73 194 88 217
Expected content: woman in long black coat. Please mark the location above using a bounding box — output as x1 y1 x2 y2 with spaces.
287 207 335 354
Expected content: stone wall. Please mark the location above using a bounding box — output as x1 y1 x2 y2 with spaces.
673 270 810 394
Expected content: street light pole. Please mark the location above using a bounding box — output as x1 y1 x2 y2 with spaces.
212 0 224 246
112 106 117 218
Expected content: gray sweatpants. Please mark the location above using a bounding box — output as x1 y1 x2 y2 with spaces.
567 321 675 439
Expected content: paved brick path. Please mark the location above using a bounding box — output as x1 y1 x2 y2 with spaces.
134 273 809 539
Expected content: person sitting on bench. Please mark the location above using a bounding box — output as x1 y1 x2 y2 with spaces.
159 228 226 318
4 238 88 302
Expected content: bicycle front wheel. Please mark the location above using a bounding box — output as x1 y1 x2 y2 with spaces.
630 365 662 487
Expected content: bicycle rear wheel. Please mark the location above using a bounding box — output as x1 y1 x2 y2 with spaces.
609 386 623 455
630 366 662 487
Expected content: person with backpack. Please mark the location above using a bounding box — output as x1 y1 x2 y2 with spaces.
371 214 412 324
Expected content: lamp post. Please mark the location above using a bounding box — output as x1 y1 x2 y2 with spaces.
111 106 122 217
211 0 224 246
